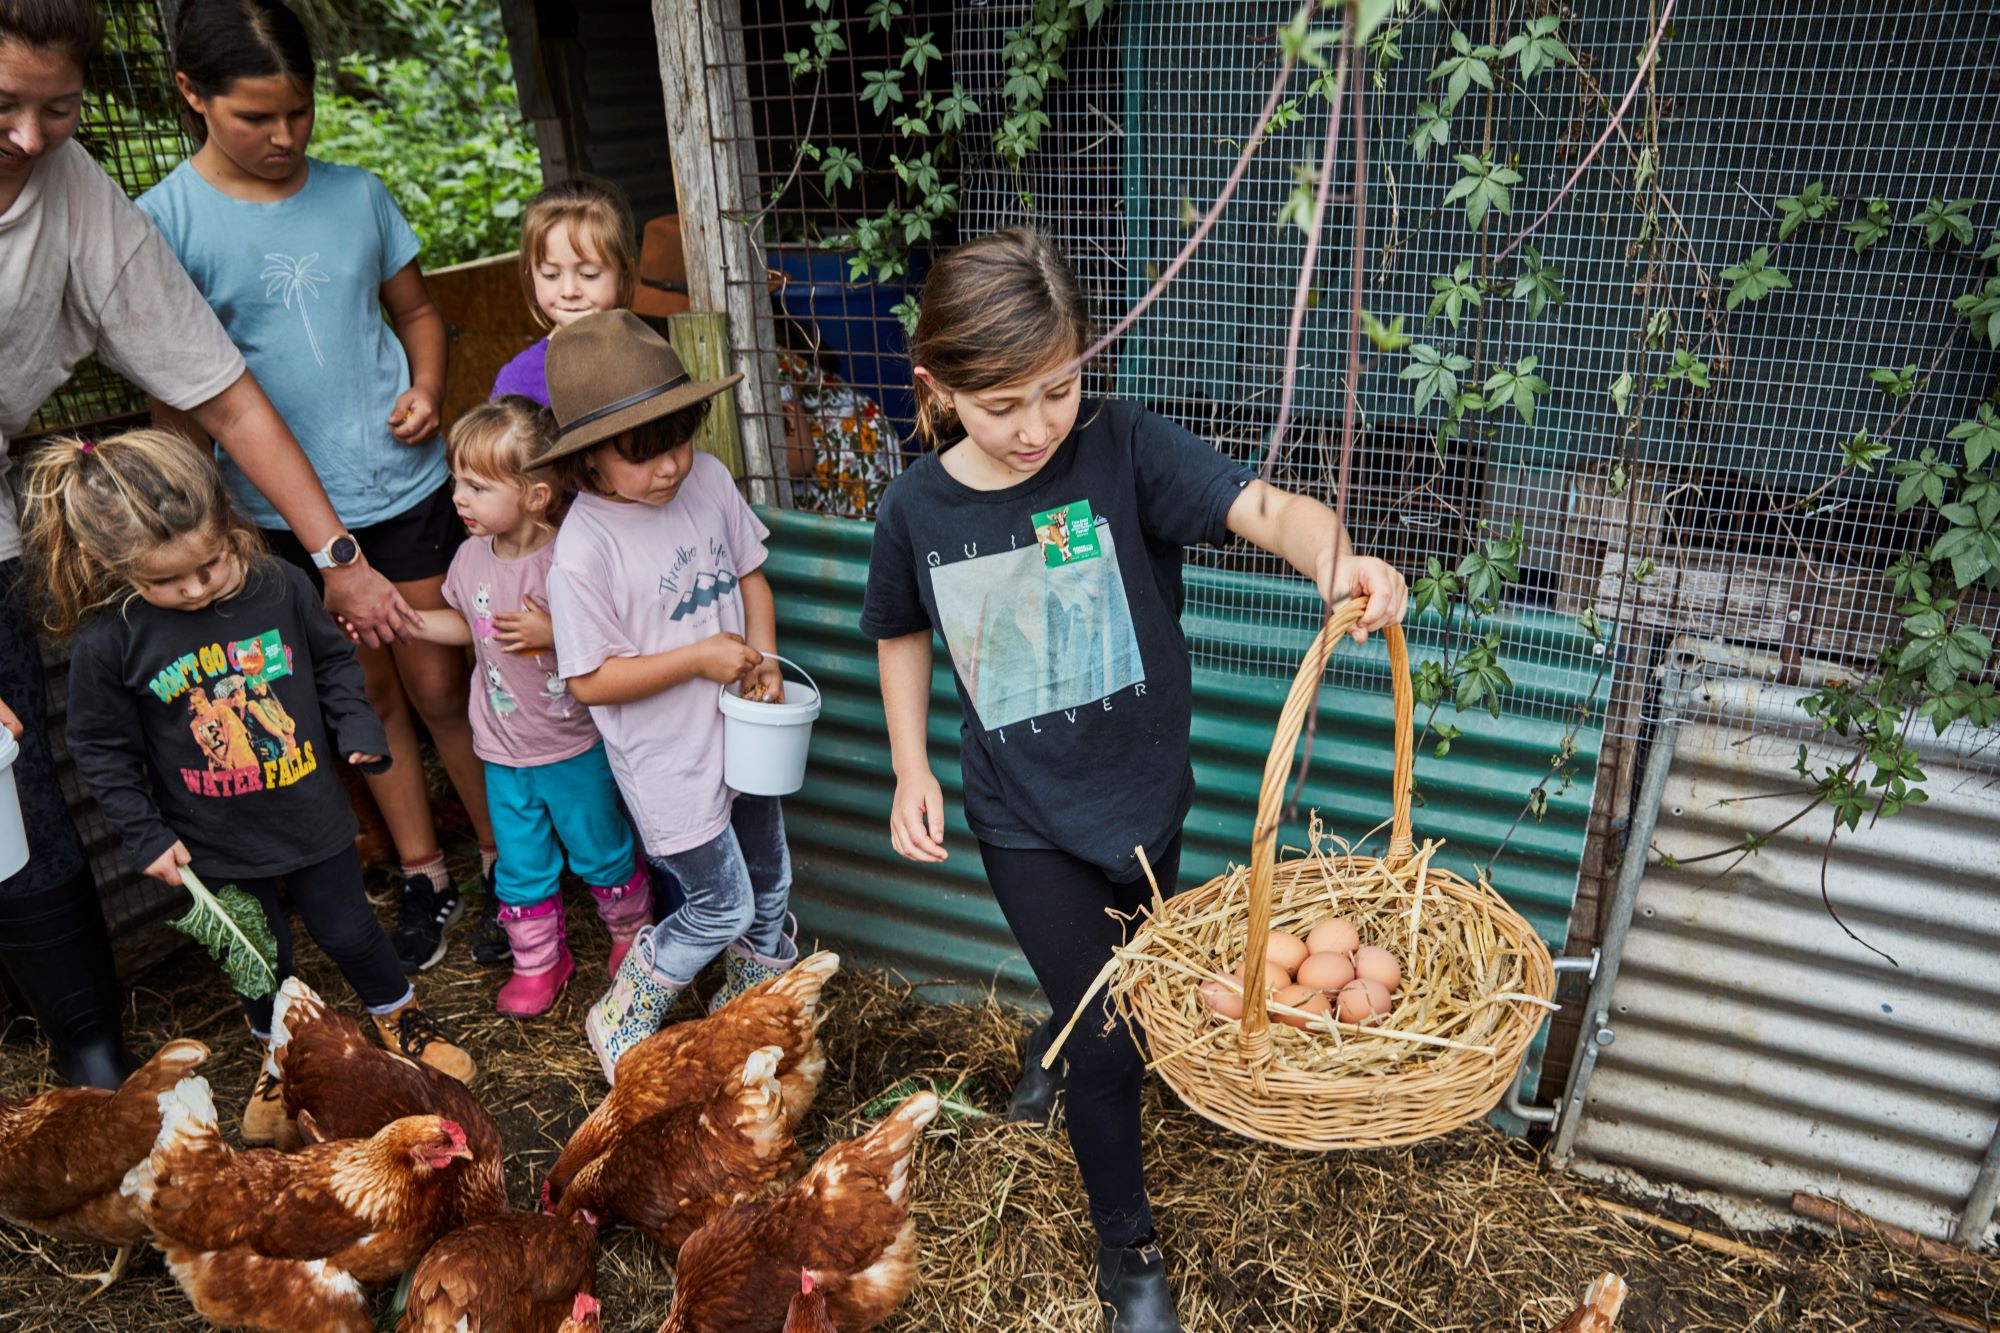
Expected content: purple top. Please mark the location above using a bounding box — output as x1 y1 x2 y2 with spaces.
492 337 551 405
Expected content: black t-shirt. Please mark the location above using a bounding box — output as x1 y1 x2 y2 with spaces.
65 561 391 879
861 399 1253 881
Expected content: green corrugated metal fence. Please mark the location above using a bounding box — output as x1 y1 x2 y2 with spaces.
762 508 1600 1011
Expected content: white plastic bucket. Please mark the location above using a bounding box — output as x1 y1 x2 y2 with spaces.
719 654 823 797
0 730 27 880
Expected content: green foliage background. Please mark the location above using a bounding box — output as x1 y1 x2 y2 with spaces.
312 0 542 268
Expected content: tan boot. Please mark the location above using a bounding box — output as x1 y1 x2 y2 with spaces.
241 1060 287 1147
371 997 476 1084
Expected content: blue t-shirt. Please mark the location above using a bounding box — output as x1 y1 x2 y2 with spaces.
138 158 444 529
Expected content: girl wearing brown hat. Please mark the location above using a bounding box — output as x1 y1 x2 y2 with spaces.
860 228 1408 1331
535 309 796 1082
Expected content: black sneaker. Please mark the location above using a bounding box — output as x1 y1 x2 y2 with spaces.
390 875 463 974
470 876 511 966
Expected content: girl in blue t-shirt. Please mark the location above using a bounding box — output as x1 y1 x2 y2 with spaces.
860 228 1408 1331
141 0 501 976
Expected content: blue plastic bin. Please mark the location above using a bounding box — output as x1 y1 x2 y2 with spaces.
768 245 926 449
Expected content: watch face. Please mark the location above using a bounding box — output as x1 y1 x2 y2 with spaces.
330 536 358 566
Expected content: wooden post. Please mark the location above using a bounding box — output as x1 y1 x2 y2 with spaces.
668 311 743 477
651 0 789 508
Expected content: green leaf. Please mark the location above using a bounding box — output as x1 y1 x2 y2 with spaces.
864 0 905 33
1429 32 1499 112
1651 347 1710 392
1870 364 1918 399
1839 428 1889 474
1955 277 2000 349
1608 372 1634 417
1428 259 1483 329
1578 606 1604 641
1720 247 1792 310
1892 448 1957 513
1774 180 1837 240
171 869 279 1001
1443 152 1522 232
1481 356 1550 425
1353 0 1396 48
1845 198 1895 254
1983 229 2000 265
1511 245 1566 320
1277 163 1321 236
860 68 906 116
1499 13 1576 83
1400 343 1473 414
890 295 921 337
1949 405 2000 472
1911 196 1977 249
1277 5 1336 68
1407 100 1451 162
900 31 943 76
1363 310 1411 351
820 146 861 192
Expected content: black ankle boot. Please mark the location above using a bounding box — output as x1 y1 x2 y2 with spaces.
1095 1239 1183 1332
54 1036 140 1090
1007 1016 1065 1124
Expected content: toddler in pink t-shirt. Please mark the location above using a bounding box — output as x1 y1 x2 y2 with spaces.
536 311 798 1082
403 398 651 1018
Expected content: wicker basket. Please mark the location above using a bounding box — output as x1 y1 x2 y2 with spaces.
1109 601 1555 1151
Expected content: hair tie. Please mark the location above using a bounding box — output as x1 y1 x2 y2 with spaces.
76 440 95 453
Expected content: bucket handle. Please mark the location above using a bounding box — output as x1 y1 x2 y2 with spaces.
747 653 820 704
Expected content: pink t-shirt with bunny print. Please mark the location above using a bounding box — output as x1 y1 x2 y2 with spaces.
441 536 602 768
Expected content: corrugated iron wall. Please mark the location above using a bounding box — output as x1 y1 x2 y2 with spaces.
760 508 1599 1011
1571 675 2000 1243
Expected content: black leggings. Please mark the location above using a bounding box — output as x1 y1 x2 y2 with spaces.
980 835 1183 1250
237 845 411 1035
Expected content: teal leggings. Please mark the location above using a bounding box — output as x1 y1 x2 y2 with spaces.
485 744 637 906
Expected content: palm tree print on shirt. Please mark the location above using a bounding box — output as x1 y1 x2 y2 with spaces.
261 252 331 367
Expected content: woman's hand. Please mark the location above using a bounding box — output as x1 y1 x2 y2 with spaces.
889 769 949 863
144 841 193 885
323 560 422 648
0 695 21 739
494 596 554 655
388 386 440 444
1314 551 1409 642
698 632 765 686
740 656 786 704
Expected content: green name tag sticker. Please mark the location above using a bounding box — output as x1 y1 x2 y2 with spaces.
1031 500 1102 567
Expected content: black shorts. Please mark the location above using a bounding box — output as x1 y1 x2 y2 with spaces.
262 481 465 587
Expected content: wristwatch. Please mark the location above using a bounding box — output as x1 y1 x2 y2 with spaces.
311 532 361 570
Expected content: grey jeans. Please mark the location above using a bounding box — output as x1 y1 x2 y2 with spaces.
642 794 792 982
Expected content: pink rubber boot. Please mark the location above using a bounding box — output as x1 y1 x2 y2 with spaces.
590 861 654 978
495 899 574 1018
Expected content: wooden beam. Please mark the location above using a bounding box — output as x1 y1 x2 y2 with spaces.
651 0 789 508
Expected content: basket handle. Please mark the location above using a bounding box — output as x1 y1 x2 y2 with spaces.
1237 598 1413 1060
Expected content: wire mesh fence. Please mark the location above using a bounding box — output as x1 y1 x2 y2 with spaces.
711 0 2000 778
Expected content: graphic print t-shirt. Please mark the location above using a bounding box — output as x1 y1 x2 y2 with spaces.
547 452 770 857
137 158 443 529
860 400 1253 881
65 563 391 879
442 534 601 768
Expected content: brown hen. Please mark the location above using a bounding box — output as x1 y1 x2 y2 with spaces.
546 951 837 1208
268 975 504 1227
659 1089 939 1333
783 1269 838 1333
1548 1272 1628 1333
559 1292 603 1332
556 1045 802 1251
122 1074 476 1333
397 1209 599 1332
0 1038 208 1297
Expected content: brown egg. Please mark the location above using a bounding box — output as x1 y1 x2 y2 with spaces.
1353 946 1403 993
1199 976 1245 1021
1307 917 1360 957
1228 963 1287 994
1295 951 1356 993
1336 978 1394 1023
1272 983 1332 1030
1265 930 1310 975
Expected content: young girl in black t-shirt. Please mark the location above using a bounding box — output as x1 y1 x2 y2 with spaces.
859 228 1408 1331
19 429 474 1146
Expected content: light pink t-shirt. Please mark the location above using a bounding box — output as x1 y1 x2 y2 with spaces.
547 452 771 856
441 535 601 768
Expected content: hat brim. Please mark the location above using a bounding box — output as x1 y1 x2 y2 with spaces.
530 371 745 468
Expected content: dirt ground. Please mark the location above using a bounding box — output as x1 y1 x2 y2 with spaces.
2 867 1996 1332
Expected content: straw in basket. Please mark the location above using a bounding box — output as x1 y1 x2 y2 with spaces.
1048 599 1555 1151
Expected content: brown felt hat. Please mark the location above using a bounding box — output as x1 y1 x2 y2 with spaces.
533 309 742 465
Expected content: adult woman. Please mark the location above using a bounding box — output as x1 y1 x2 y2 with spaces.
0 0 416 1087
